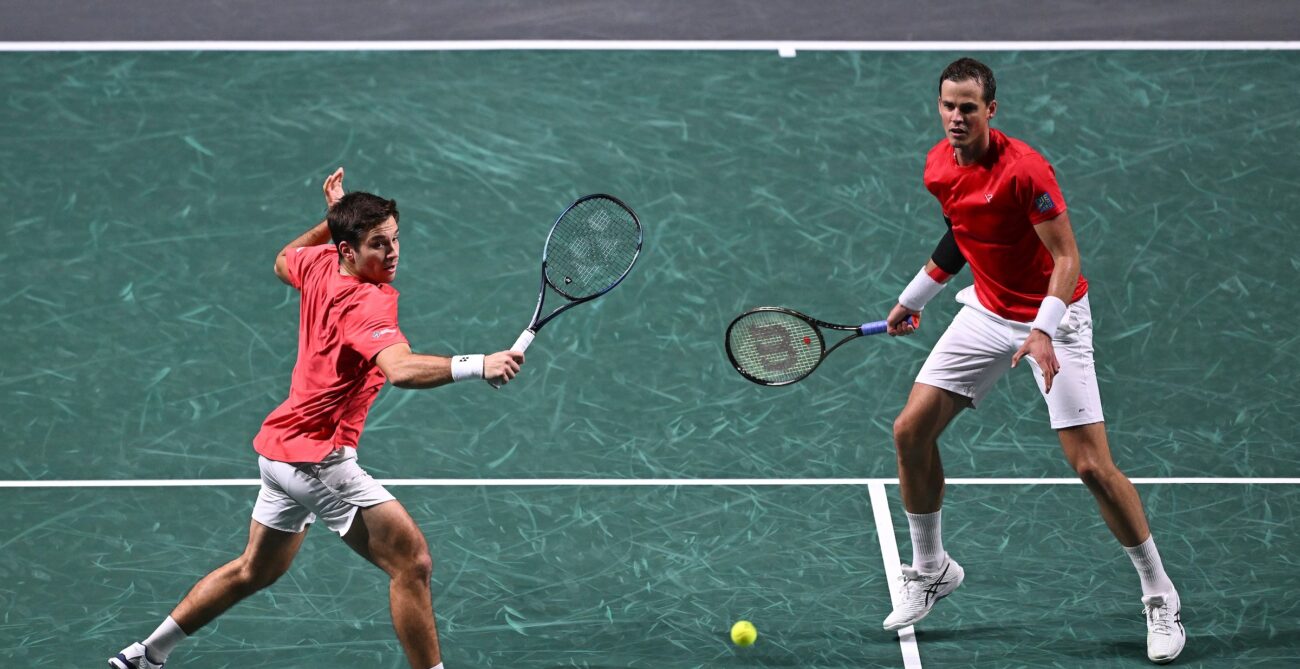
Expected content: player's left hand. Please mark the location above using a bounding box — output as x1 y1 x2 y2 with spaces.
323 167 345 208
1011 329 1060 393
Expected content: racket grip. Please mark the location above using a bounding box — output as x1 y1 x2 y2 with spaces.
487 330 535 389
860 315 917 336
859 320 889 336
511 329 535 353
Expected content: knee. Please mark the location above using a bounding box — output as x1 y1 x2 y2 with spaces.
396 551 434 584
234 556 289 592
1072 459 1118 489
892 413 930 457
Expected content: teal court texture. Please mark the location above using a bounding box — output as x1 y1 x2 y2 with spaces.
2 47 1298 667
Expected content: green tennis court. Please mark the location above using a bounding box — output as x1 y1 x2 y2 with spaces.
2 49 1298 667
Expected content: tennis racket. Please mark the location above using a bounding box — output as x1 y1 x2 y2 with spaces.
490 194 643 387
725 307 916 386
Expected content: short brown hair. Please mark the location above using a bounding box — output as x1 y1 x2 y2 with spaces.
327 192 399 250
940 57 996 104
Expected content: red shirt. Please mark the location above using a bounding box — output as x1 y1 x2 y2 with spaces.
923 128 1087 321
253 244 408 463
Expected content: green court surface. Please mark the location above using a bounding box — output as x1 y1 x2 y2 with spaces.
3 483 1298 667
2 49 1299 667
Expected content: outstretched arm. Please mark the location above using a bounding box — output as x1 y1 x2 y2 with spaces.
374 344 524 389
274 167 345 285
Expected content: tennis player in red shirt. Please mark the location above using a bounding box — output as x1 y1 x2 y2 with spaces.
110 168 523 669
880 59 1184 664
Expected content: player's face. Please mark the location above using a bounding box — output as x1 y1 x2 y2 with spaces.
938 78 996 152
342 216 400 284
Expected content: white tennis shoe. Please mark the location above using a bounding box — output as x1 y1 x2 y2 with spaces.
108 642 164 669
1143 591 1186 664
882 555 965 631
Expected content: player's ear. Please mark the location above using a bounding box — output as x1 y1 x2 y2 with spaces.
337 240 355 264
988 99 997 119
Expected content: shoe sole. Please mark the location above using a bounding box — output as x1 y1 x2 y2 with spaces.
882 565 966 631
1150 648 1183 665
1149 633 1186 665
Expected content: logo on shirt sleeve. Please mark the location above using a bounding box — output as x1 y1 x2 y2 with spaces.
1035 193 1056 213
371 327 398 340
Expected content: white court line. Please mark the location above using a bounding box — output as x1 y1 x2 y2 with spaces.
2 40 1300 52
1 477 1297 488
869 481 923 669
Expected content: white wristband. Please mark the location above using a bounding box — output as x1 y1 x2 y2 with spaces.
450 354 484 382
1031 296 1068 338
898 266 947 312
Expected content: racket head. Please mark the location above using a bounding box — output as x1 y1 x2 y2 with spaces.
725 307 827 386
542 194 642 301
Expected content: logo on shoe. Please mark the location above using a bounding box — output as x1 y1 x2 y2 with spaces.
923 563 953 606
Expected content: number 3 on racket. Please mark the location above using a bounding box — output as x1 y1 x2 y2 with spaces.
724 307 917 386
490 194 643 387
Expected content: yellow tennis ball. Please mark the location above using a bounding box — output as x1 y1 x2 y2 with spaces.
730 620 757 647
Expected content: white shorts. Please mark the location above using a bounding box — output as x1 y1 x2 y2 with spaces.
251 446 396 536
916 286 1104 430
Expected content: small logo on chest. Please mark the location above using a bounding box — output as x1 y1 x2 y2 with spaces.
985 193 994 203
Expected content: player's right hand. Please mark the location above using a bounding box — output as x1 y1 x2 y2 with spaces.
886 303 921 336
484 350 524 385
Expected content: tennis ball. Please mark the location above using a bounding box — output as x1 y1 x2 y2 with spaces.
730 620 757 647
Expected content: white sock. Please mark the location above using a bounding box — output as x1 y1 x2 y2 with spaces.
905 509 946 572
429 664 444 669
1124 535 1175 597
142 616 187 662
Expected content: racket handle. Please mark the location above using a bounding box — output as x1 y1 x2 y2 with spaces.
511 329 535 353
859 315 918 336
487 329 535 389
859 320 889 336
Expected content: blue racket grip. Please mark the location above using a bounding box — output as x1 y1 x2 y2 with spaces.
859 315 918 336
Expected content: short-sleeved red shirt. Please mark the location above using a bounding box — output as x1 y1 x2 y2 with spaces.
923 128 1088 321
253 244 408 463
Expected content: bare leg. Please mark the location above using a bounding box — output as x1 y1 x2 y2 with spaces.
342 500 441 669
1058 422 1150 546
170 520 307 633
881 383 972 629
892 383 969 514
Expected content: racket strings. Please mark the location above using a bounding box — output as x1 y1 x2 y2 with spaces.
545 198 640 298
727 311 823 384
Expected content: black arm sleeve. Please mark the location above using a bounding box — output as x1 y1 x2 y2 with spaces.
931 216 967 276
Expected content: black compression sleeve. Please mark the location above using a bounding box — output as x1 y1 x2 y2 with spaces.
931 217 967 276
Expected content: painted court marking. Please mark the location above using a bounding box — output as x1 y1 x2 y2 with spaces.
870 481 923 669
1 477 1296 488
2 40 1300 53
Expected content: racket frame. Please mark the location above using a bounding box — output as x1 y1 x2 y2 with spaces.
724 307 901 386
521 193 643 337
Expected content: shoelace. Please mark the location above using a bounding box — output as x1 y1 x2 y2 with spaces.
897 571 927 600
1145 603 1171 635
